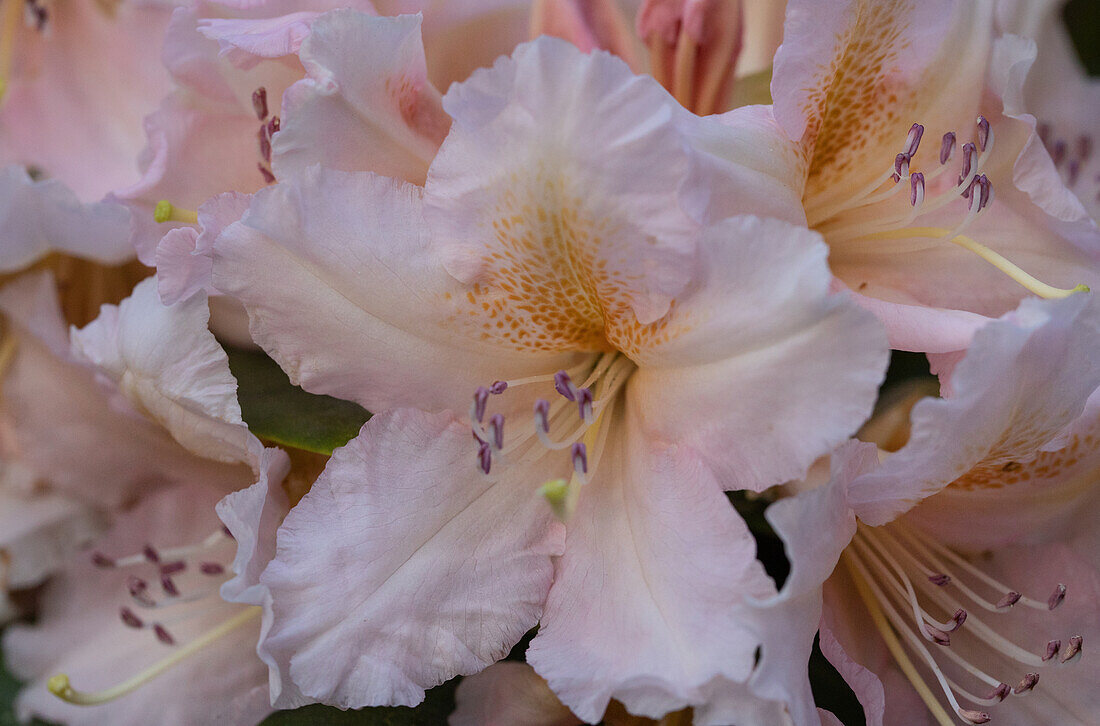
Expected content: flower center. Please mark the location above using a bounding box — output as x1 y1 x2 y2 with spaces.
48 529 260 706
842 521 1081 726
808 117 1088 300
467 352 635 519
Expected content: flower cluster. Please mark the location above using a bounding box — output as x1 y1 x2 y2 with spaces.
0 1 1097 725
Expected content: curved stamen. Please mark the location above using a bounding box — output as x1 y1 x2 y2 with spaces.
49 607 261 706
865 227 1089 299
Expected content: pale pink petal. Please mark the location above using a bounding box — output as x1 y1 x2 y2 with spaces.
837 279 990 354
215 447 303 708
0 273 247 507
680 104 807 226
157 192 251 305
527 401 775 723
0 166 133 272
2 484 270 726
849 294 1100 526
272 11 450 184
450 662 581 726
0 488 104 592
628 216 888 492
71 277 261 469
426 36 699 325
258 409 564 708
216 447 291 604
0 0 173 200
903 386 1100 550
743 442 875 725
212 166 579 414
199 12 321 67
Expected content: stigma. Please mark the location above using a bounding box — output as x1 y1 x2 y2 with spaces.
843 521 1081 725
809 117 1089 300
467 353 634 520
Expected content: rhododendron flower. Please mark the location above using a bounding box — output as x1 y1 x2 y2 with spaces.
0 0 177 270
2 451 289 726
765 0 1100 356
210 36 888 722
0 272 270 619
754 293 1100 725
129 0 530 302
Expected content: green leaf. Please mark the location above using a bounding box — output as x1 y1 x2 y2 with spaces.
227 347 370 455
258 680 458 726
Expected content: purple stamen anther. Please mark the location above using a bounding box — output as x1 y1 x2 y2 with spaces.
1060 635 1083 663
976 115 990 151
161 575 180 597
268 116 280 136
477 442 492 474
904 123 924 156
473 386 490 423
554 371 575 401
258 164 276 184
910 172 925 207
1052 140 1067 166
960 142 977 180
159 561 186 576
959 710 991 725
489 380 508 394
1013 673 1039 694
926 626 951 646
928 573 951 587
200 562 225 576
143 545 160 564
534 399 550 433
119 607 143 629
571 442 588 475
940 131 957 164
949 608 967 632
1043 639 1061 662
127 576 148 595
894 152 910 179
258 125 272 163
996 590 1021 609
91 552 115 568
576 387 594 420
154 624 175 646
1048 583 1067 610
251 87 268 120
1068 159 1081 186
489 414 505 450
985 683 1010 703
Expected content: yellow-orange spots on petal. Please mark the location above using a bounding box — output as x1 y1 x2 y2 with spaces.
451 167 683 356
950 431 1096 492
800 0 917 195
